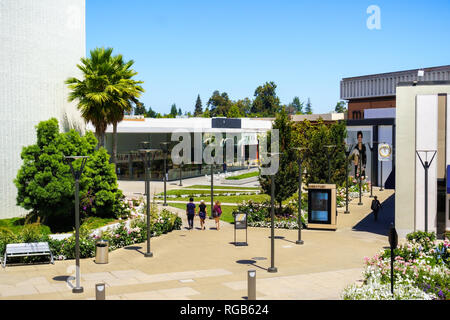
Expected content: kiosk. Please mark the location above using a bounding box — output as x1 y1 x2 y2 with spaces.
307 184 337 230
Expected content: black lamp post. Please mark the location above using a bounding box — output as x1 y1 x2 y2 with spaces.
344 143 354 214
388 223 398 296
139 144 160 258
366 142 377 198
179 162 183 187
294 147 306 245
324 145 336 183
160 142 171 207
416 150 437 233
210 161 215 219
261 151 280 273
64 155 89 294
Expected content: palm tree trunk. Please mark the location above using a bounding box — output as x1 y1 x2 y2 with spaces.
112 122 118 165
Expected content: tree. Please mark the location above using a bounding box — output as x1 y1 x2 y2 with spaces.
14 118 127 232
66 47 144 166
178 108 182 116
233 98 252 116
334 101 348 113
134 101 146 115
207 90 232 117
194 94 203 116
146 106 157 118
227 104 242 118
259 107 298 211
292 119 347 186
305 98 313 114
202 107 211 118
287 96 304 115
251 82 281 116
170 104 178 117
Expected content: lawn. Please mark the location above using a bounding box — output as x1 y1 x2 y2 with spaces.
0 216 118 235
183 185 260 190
225 171 259 180
167 203 237 223
163 194 270 204
157 189 260 197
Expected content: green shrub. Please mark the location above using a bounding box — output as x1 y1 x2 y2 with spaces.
14 118 129 232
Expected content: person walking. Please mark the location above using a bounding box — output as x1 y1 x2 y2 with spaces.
371 196 381 222
213 200 222 231
198 200 207 230
186 197 196 230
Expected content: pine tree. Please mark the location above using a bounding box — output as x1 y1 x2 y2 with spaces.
194 94 203 116
305 98 313 114
170 104 178 117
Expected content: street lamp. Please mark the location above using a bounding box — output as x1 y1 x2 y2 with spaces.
366 142 378 198
160 142 171 207
210 161 215 219
416 150 437 233
293 147 306 245
261 151 279 273
179 162 183 187
344 143 354 214
139 143 160 258
64 155 89 294
324 145 336 183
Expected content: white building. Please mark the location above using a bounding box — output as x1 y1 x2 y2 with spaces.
0 0 86 219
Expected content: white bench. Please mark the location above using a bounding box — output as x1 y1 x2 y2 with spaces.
2 242 54 268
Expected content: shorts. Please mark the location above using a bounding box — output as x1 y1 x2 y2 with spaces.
199 212 206 220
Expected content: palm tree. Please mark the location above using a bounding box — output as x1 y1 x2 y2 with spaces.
66 48 144 161
106 54 144 165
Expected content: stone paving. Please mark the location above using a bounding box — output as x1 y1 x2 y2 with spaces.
0 173 395 300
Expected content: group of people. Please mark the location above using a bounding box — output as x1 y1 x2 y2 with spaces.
185 198 223 231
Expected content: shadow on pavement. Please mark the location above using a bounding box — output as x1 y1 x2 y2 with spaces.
124 246 146 256
236 259 268 271
268 235 297 244
352 193 395 236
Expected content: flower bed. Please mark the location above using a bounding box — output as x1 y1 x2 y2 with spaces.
0 207 182 262
342 231 450 300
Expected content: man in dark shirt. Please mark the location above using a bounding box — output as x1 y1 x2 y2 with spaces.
371 196 381 222
186 197 196 230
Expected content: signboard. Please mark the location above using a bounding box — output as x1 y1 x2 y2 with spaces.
234 213 247 230
240 133 258 146
447 166 450 194
233 213 248 246
307 184 337 230
378 143 392 162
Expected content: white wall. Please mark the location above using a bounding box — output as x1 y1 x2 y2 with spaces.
0 0 86 219
415 95 438 233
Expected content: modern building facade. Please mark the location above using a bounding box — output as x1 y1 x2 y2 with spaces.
0 0 86 219
341 65 450 120
91 117 273 181
395 81 450 239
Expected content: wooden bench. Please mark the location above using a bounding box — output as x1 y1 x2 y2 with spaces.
2 242 54 268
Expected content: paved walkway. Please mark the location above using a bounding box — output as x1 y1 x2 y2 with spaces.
0 183 395 300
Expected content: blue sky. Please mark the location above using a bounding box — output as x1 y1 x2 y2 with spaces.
86 0 450 115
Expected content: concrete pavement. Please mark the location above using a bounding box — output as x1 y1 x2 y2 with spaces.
0 184 395 300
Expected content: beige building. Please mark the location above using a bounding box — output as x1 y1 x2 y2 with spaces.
395 81 450 238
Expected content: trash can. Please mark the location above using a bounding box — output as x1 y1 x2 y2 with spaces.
95 240 109 264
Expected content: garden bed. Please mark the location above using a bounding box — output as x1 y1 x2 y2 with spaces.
342 231 450 300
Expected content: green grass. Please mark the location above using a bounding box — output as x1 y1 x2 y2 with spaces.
164 194 270 204
167 203 237 223
0 217 51 235
157 189 260 197
81 217 117 230
225 171 259 180
183 185 260 190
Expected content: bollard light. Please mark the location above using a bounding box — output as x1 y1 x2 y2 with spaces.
247 270 256 300
96 283 106 300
